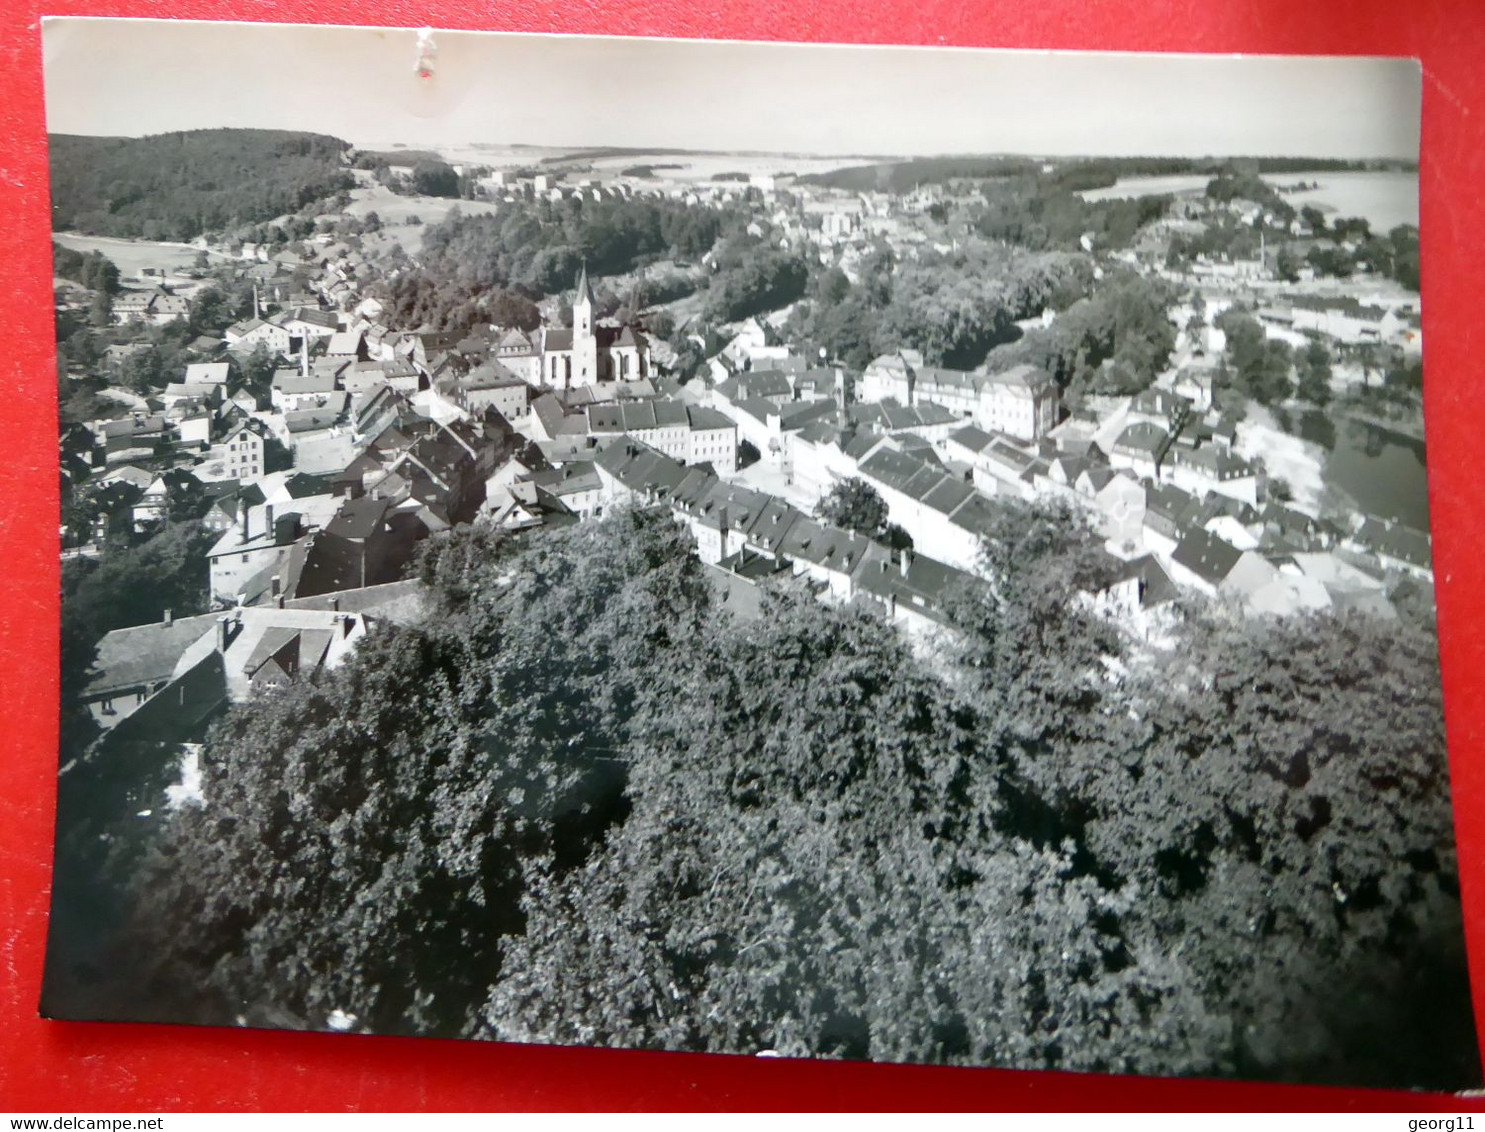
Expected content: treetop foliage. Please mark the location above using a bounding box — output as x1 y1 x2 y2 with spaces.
71 498 1473 1088
983 268 1177 397
52 242 120 294
373 196 734 333
787 242 1091 371
814 478 889 541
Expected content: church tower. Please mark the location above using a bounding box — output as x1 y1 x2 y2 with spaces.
573 264 600 386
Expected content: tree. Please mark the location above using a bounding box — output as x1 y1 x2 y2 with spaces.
1307 245 1356 279
703 246 809 323
485 290 541 333
240 344 279 402
814 478 889 540
56 491 1475 1088
1388 225 1420 291
1296 340 1333 406
115 509 717 1035
87 291 114 330
61 326 103 370
187 286 232 337
1106 611 1475 1087
984 269 1173 395
163 469 211 524
1384 356 1424 397
63 520 216 647
1185 291 1207 336
119 347 164 394
1357 342 1382 390
411 161 461 198
1216 309 1294 405
643 310 676 341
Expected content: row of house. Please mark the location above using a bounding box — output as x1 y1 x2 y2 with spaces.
591 439 983 636
859 352 1060 442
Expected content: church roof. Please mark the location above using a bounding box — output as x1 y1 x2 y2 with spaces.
575 263 595 307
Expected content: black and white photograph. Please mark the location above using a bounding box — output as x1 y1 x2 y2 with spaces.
42 18 1477 1091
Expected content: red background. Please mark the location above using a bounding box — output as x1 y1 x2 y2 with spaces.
3 0 1485 1112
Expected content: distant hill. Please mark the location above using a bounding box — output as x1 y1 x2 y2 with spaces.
798 154 1389 194
49 129 355 241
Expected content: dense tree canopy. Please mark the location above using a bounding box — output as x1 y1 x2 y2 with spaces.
1215 309 1295 406
976 177 1173 252
1204 173 1297 225
984 269 1177 396
410 160 461 198
702 241 810 324
785 242 1090 371
63 520 216 646
79 494 1473 1088
49 130 353 241
372 197 734 333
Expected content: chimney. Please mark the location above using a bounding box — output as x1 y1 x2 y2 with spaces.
215 615 231 653
253 284 261 321
900 548 913 577
240 503 249 540
264 503 275 541
162 607 173 626
330 596 340 612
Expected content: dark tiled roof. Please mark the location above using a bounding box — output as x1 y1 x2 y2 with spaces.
326 495 392 540
1172 527 1244 587
854 549 980 626
87 614 220 696
1114 422 1170 456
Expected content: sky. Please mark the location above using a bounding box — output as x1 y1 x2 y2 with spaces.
42 18 1422 160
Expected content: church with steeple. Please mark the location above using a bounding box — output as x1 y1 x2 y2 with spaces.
495 266 652 391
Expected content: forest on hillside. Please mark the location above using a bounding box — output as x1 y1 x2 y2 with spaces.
49 504 1478 1089
49 130 354 241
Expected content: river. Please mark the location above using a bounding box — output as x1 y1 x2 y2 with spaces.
1296 409 1431 531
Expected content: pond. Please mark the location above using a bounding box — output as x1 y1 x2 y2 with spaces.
1295 409 1431 531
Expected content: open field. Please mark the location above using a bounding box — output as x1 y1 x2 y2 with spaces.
52 232 233 278
342 183 504 252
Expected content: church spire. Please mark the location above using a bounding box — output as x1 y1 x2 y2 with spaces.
575 262 594 308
